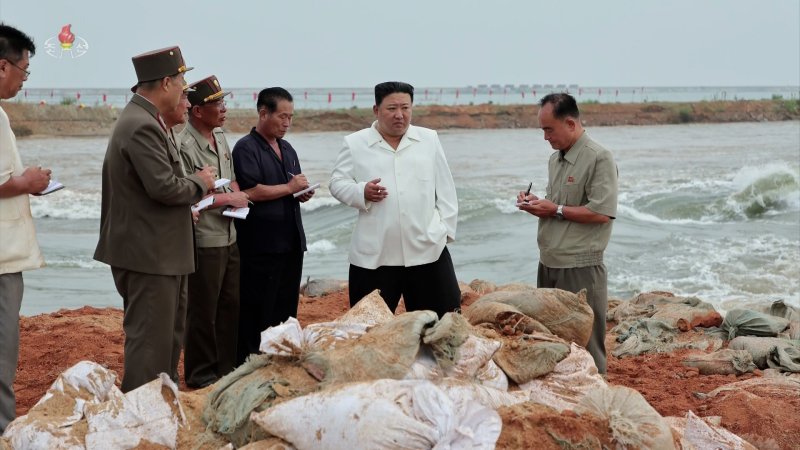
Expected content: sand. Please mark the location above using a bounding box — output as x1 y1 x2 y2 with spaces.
13 290 800 449
4 99 799 138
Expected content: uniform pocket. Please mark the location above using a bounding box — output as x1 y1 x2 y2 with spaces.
561 184 582 206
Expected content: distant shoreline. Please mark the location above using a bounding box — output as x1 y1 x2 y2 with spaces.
3 99 798 138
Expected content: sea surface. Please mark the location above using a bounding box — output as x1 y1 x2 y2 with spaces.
16 121 800 316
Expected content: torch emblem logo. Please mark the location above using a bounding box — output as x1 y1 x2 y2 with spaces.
44 24 89 59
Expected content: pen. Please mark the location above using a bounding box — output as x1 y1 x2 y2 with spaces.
525 182 532 196
287 171 295 178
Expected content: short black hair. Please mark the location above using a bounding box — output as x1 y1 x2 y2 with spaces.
257 87 293 113
0 23 36 62
539 93 580 119
375 81 414 106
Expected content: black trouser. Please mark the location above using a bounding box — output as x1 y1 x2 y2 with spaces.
537 262 608 374
236 249 303 365
348 247 460 318
184 244 240 388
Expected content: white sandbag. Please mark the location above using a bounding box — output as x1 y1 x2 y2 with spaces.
405 334 508 390
259 317 305 356
251 379 502 450
665 410 757 450
435 379 527 410
84 373 186 449
3 361 117 450
576 385 676 450
517 343 606 412
4 362 185 450
258 317 369 357
336 289 395 326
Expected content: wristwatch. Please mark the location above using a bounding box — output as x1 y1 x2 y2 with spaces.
556 204 565 220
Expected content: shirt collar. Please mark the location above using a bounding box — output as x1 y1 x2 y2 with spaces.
561 131 588 165
367 121 420 148
186 122 214 152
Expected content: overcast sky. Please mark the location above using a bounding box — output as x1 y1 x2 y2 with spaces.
1 0 798 89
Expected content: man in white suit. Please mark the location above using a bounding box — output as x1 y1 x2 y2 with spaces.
330 81 460 317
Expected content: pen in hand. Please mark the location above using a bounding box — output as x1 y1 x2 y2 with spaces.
525 182 532 197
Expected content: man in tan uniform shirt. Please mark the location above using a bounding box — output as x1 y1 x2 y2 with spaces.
518 93 618 374
179 75 249 387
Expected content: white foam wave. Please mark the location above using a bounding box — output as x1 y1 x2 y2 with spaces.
611 232 800 311
492 197 522 214
45 257 106 269
29 190 101 219
307 239 336 254
616 204 717 225
300 196 341 212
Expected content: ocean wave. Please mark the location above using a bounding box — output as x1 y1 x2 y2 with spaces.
307 239 336 254
610 232 800 311
621 164 799 223
300 196 341 212
45 257 106 269
29 190 101 219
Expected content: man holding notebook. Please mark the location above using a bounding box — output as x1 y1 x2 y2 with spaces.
179 75 248 387
232 87 314 365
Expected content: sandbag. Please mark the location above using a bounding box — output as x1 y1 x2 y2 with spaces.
665 410 757 450
4 361 186 450
302 310 438 383
729 336 800 372
492 333 570 384
299 278 347 297
469 279 497 295
472 288 593 346
336 289 394 326
647 296 718 329
575 385 676 450
463 300 551 335
721 308 790 340
612 318 719 358
518 343 607 412
608 300 655 323
764 299 800 340
681 349 757 375
251 379 502 450
203 354 319 447
421 312 471 369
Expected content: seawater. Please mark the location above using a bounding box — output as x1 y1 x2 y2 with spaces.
17 121 800 315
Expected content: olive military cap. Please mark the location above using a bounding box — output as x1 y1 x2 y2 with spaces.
188 75 231 107
130 46 194 92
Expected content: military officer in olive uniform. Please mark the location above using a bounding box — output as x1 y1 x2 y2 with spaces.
94 46 216 392
179 75 249 387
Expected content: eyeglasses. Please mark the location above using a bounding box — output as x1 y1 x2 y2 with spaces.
3 59 30 78
204 100 226 109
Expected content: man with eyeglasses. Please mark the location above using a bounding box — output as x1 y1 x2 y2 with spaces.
94 46 217 392
0 22 51 434
178 75 249 387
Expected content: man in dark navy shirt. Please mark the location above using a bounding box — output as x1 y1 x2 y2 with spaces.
232 87 314 364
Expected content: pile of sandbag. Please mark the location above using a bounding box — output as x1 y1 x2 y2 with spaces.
2 361 185 450
6 285 767 450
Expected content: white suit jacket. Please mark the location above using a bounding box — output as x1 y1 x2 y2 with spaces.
330 122 458 269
